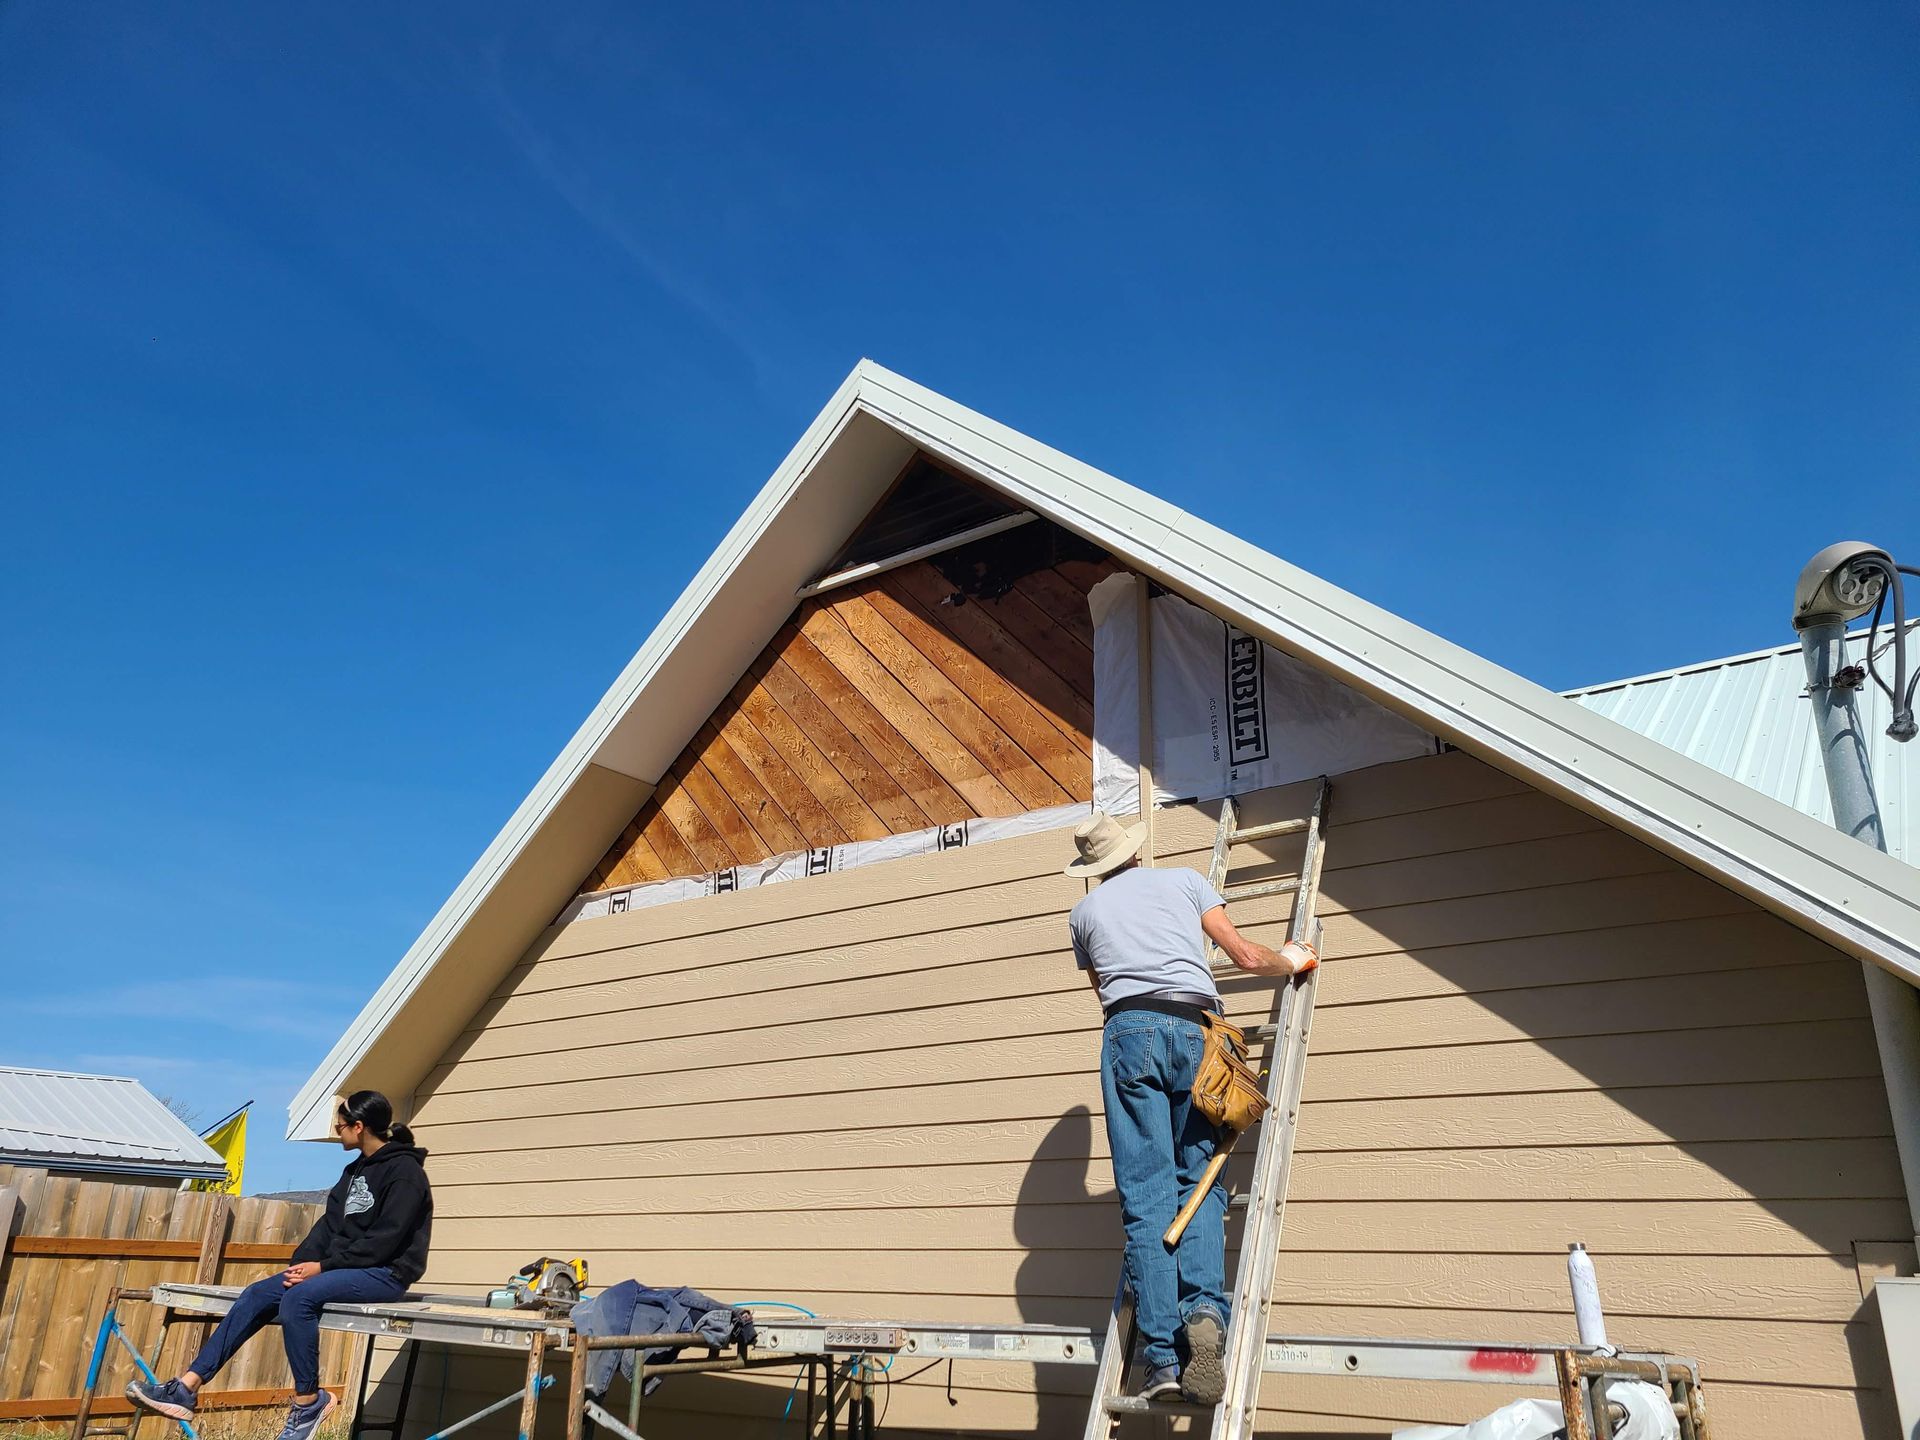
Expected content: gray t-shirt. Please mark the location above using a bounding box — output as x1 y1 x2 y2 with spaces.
1069 865 1228 1011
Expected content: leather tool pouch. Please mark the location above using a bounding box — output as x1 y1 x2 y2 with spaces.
1192 1014 1270 1133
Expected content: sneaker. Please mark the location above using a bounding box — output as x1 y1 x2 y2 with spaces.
275 1390 337 1440
125 1379 198 1422
1137 1363 1182 1401
1179 1311 1227 1405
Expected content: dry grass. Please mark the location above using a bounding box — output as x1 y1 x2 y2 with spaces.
0 1409 353 1440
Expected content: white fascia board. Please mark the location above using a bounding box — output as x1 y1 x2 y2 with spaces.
852 364 1920 986
287 369 884 1141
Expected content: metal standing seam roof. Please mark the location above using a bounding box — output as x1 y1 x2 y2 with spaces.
0 1066 227 1180
1568 625 1918 866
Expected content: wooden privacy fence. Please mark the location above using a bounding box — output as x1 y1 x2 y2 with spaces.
0 1166 356 1422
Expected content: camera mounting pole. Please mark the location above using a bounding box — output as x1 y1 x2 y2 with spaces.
1794 542 1920 1248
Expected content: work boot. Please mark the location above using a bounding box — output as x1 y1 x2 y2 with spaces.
125 1378 198 1421
1179 1311 1227 1405
1137 1363 1182 1401
274 1390 337 1440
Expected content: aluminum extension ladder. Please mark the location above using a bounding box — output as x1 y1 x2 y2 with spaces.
1083 777 1331 1440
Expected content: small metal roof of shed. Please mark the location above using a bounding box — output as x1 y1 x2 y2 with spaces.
0 1066 227 1180
1568 625 1918 866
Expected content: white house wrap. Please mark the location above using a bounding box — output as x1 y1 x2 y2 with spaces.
1090 572 1435 816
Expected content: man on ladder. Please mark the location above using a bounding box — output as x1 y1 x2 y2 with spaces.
1065 810 1318 1408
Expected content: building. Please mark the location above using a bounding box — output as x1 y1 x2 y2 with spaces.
0 1066 227 1186
297 364 1919 1437
1570 629 1920 864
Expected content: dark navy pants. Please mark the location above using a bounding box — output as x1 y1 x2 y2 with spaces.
188 1268 406 1394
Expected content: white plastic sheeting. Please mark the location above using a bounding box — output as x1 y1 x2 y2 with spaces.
1091 573 1436 816
1394 1383 1678 1440
1393 1398 1565 1440
561 801 1090 924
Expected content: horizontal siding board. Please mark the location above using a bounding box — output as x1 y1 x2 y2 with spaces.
502 820 1694 1006
426 956 1858 1089
465 906 1828 1040
419 1076 1893 1162
1312 1016 1887 1101
426 1138 1905 1212
428 1194 1909 1259
414 1017 1884 1126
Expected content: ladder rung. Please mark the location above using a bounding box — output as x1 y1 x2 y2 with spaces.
1103 1396 1214 1417
1229 818 1309 844
1223 877 1300 902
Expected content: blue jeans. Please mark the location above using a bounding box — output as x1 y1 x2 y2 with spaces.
188 1268 406 1394
1100 1010 1230 1371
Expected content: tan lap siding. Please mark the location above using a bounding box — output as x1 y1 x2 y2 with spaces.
406 751 1903 1439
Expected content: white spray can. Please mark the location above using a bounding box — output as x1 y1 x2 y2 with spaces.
1567 1242 1614 1354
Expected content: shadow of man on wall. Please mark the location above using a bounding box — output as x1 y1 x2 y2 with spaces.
1010 1103 1119 1439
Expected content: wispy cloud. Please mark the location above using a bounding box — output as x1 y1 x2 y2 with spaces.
453 33 781 396
68 1052 307 1090
21 975 347 1043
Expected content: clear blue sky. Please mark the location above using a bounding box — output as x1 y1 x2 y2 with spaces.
3 3 1916 1192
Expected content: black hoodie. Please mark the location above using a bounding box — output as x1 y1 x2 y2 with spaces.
292 1142 433 1287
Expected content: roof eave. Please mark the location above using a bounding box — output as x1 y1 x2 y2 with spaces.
0 1152 229 1181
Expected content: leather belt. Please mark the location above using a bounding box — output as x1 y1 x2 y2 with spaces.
1103 993 1222 1023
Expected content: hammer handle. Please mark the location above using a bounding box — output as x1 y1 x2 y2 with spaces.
1162 1140 1236 1248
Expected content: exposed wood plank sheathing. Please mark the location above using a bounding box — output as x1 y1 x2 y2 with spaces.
581 524 1117 891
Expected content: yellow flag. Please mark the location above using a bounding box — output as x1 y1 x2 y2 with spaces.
191 1107 248 1194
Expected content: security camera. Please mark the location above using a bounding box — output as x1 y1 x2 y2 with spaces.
1792 541 1893 628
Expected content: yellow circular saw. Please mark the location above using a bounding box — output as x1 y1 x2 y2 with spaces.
487 1256 588 1309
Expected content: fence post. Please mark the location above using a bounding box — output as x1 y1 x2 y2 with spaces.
0 1184 20 1265
192 1195 233 1286
0 1186 22 1395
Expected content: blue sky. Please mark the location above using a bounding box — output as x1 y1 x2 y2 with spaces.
2 3 1916 1192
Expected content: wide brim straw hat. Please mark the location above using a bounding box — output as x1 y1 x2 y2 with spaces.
1064 809 1150 878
